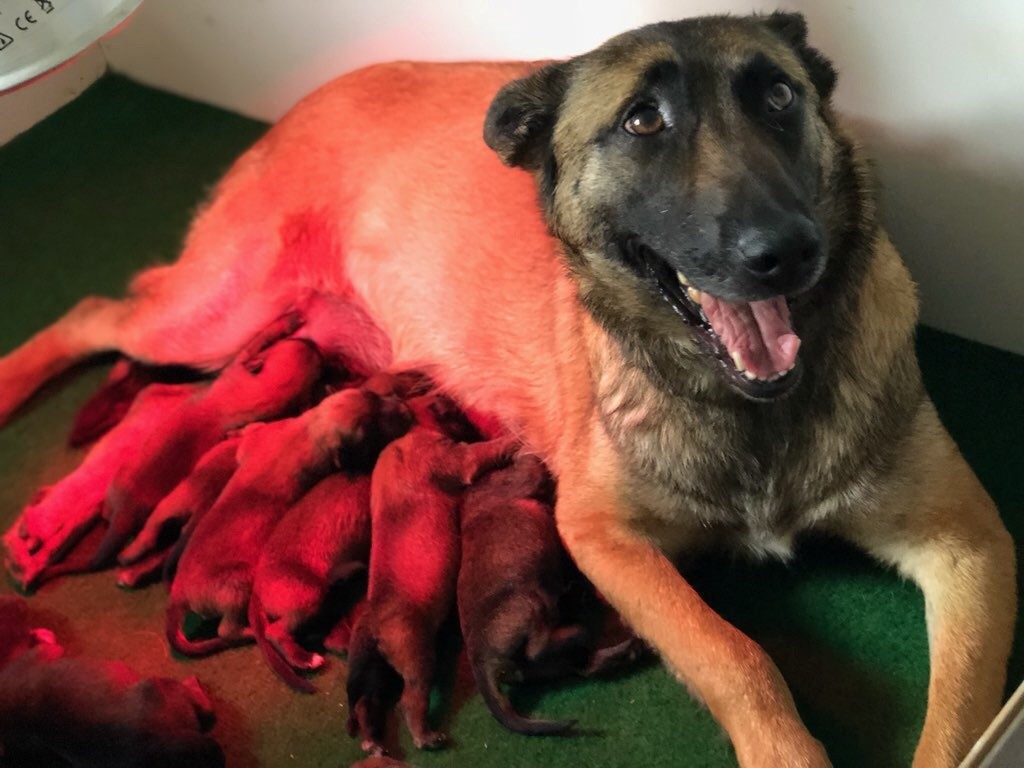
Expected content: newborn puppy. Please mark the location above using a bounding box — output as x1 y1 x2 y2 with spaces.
250 472 372 693
458 454 585 735
346 399 516 754
0 654 223 767
115 437 240 589
2 316 318 589
92 328 323 567
4 382 198 591
166 375 412 656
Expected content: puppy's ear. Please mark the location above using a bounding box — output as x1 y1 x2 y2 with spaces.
484 61 569 170
762 11 837 100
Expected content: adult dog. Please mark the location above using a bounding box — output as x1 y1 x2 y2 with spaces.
0 12 1014 767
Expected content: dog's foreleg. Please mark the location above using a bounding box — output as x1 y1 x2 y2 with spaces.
833 405 1016 768
554 434 829 767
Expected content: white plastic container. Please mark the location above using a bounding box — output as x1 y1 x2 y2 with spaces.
0 0 142 93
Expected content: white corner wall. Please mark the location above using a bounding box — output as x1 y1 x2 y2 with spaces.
18 1 1024 354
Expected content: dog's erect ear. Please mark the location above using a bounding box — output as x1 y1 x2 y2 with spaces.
762 11 837 100
484 62 569 170
763 11 809 47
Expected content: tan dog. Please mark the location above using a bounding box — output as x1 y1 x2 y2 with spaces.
0 12 1013 767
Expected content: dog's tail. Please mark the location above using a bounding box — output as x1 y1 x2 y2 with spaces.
165 600 236 657
472 654 576 736
249 593 316 694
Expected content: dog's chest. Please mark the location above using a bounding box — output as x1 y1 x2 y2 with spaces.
596 368 875 558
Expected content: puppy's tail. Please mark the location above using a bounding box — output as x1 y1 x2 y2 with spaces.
473 655 577 736
346 630 403 747
249 593 316 694
165 600 235 657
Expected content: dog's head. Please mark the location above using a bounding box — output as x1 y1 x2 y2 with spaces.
486 13 851 400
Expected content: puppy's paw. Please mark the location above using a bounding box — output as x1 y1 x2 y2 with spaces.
413 730 448 751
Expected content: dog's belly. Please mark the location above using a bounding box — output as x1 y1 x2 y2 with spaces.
286 65 587 460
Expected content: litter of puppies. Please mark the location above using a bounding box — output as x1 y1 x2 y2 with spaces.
1 316 642 761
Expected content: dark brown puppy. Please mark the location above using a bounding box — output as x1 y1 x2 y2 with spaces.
0 652 223 767
250 472 372 692
346 403 515 754
92 329 324 566
116 437 241 588
458 453 586 735
166 373 412 655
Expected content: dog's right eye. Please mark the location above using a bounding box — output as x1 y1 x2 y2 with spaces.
623 105 665 136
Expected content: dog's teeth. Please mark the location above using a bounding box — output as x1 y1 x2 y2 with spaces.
676 271 690 287
743 370 757 381
687 287 703 305
731 352 745 372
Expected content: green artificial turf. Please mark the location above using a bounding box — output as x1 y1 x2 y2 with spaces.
1 74 1022 768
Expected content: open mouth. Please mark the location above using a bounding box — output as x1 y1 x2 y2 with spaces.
624 239 803 400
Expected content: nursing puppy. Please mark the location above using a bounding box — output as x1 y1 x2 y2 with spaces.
250 472 372 693
2 327 319 589
458 454 583 735
346 401 515 754
92 331 324 566
1 13 1014 766
116 438 241 589
3 382 198 591
165 374 412 655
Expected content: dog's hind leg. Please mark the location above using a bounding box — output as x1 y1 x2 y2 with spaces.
0 165 316 427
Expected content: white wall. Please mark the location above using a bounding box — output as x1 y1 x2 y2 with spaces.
19 1 1024 353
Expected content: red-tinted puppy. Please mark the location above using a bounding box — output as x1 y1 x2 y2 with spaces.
93 331 323 566
346 399 515 754
0 596 221 766
458 454 586 735
166 375 412 655
250 472 372 692
0 654 223 767
115 437 240 589
3 382 197 591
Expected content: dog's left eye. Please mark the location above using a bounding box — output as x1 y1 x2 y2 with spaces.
766 81 794 111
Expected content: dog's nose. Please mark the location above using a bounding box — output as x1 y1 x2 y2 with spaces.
737 214 822 283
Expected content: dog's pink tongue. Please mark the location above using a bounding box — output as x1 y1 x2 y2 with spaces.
701 295 800 379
